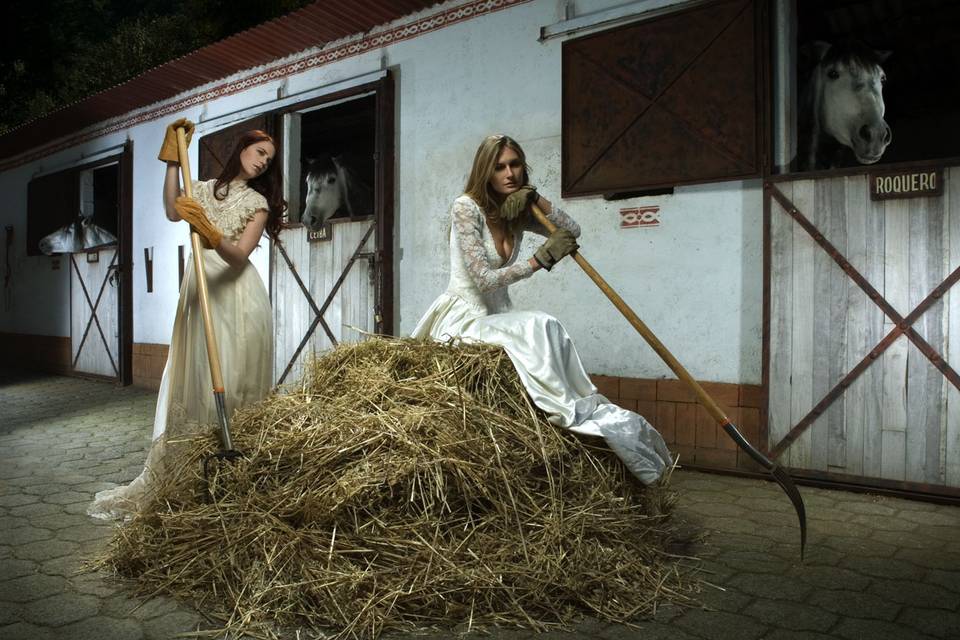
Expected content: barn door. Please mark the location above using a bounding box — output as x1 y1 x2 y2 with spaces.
561 0 765 196
27 161 125 381
70 164 122 379
766 169 960 493
272 75 393 386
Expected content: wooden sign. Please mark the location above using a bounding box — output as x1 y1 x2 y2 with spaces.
307 222 332 242
870 167 943 201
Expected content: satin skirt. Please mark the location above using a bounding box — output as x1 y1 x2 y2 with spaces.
88 250 273 520
412 293 672 484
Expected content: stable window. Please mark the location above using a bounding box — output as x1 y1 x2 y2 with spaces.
774 0 960 174
561 0 764 197
26 169 78 257
26 163 119 257
283 94 376 234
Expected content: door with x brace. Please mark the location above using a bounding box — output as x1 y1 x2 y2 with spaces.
766 168 960 490
70 164 122 380
271 80 393 386
70 247 120 378
272 221 379 385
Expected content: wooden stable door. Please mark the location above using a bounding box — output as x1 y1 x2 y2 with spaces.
71 248 120 377
766 167 960 492
272 78 394 387
272 222 378 385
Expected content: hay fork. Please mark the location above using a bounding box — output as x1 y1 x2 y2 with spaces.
175 127 243 492
530 202 806 558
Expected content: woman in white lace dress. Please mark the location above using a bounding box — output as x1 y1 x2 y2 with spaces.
413 134 671 484
89 120 284 519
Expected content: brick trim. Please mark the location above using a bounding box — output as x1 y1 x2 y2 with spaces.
592 373 765 474
0 332 72 375
132 343 168 390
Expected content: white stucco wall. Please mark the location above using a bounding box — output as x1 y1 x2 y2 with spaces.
0 0 764 384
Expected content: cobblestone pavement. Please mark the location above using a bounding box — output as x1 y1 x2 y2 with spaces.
1 368 959 640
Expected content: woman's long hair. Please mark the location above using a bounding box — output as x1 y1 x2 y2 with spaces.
214 129 287 239
462 134 532 227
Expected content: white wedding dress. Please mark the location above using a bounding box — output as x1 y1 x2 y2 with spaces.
88 179 273 520
413 195 671 484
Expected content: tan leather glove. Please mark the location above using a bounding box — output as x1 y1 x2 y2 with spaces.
158 118 195 163
498 185 537 222
174 196 222 249
533 228 578 271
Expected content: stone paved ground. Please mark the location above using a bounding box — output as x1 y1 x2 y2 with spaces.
1 368 959 640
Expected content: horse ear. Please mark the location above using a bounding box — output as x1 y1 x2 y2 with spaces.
875 49 892 63
799 41 832 66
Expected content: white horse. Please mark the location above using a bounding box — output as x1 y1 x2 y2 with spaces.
39 214 117 255
301 155 373 231
797 40 892 171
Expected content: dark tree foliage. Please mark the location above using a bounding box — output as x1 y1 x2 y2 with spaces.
3 0 315 134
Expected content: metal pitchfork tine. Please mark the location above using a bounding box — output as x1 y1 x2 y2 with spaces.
175 127 243 498
530 202 807 559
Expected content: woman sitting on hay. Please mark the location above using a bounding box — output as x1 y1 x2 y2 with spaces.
413 134 672 484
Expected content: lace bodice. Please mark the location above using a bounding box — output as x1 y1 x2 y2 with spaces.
192 179 268 241
446 195 580 313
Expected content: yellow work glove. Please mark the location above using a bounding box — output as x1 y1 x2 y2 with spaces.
174 196 222 249
158 118 195 163
533 228 578 271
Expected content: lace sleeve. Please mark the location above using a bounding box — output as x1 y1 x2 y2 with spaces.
522 205 581 238
452 198 534 293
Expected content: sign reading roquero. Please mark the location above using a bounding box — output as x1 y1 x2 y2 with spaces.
870 167 943 201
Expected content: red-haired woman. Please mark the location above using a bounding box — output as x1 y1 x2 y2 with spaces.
89 119 286 519
413 134 671 484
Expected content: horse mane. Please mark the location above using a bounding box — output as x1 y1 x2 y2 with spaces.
819 39 890 71
332 156 373 217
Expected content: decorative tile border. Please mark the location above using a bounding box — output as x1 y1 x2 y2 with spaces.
1 0 531 172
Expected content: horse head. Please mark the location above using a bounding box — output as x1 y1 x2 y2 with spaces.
39 218 83 255
798 40 892 170
302 155 341 231
301 154 374 231
38 212 117 255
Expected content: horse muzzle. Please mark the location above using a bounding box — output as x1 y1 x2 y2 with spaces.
853 122 892 164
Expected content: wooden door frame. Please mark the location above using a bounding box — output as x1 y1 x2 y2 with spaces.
64 146 133 384
274 71 395 335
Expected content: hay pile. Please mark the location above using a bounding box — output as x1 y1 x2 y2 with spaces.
102 338 695 638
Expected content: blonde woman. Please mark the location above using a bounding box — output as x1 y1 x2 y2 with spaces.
413 134 671 484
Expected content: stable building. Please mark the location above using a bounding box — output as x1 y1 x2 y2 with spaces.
1 0 958 501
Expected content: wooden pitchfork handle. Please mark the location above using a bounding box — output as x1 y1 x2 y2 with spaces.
531 201 806 557
175 127 237 456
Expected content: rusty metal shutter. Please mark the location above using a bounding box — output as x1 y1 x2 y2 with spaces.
26 169 78 256
562 0 764 197
198 115 274 180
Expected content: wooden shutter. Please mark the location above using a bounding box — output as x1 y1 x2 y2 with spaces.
198 114 274 180
562 0 764 196
26 169 78 256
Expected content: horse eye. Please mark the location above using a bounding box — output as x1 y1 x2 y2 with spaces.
880 74 887 84
326 176 336 184
827 69 840 80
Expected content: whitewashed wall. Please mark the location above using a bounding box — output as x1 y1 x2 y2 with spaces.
0 0 763 385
